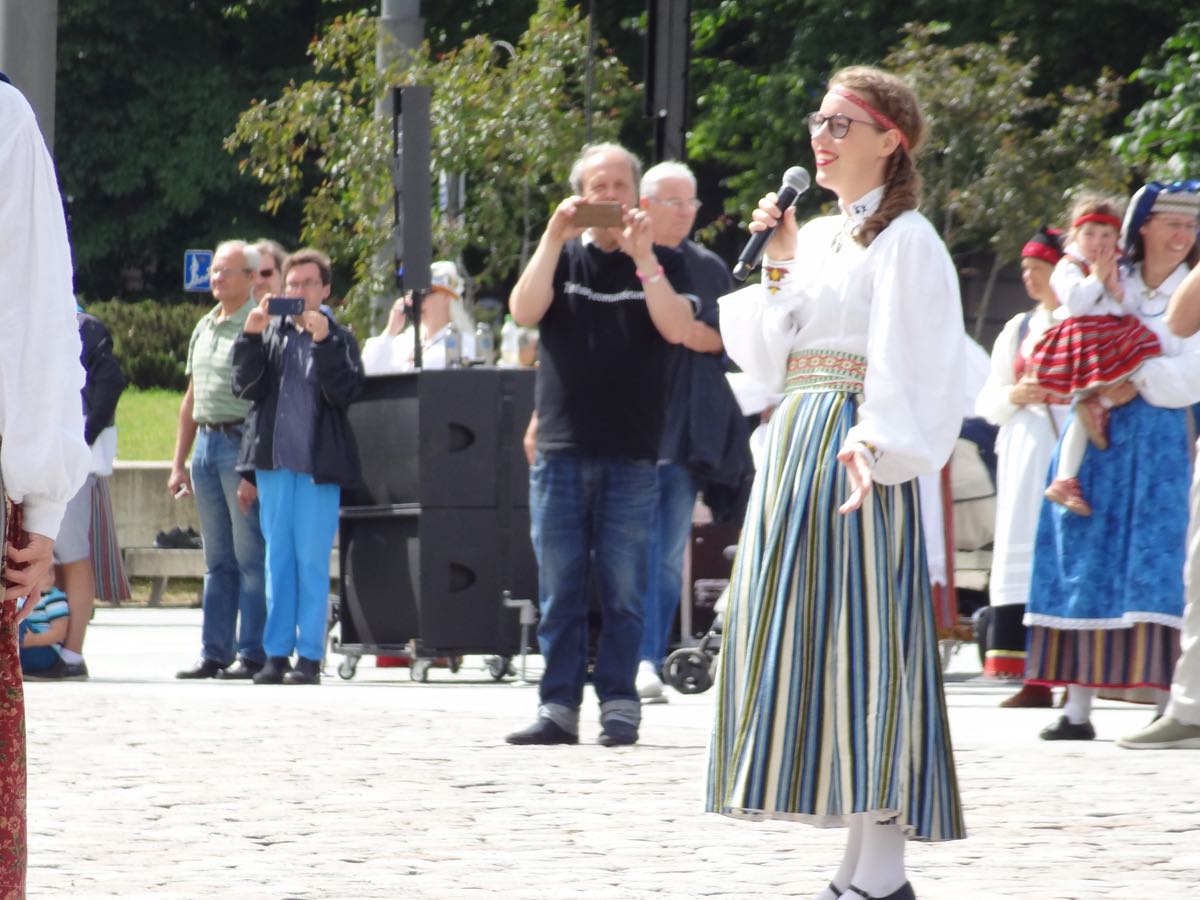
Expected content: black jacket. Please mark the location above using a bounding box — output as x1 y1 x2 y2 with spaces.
231 310 365 488
79 312 126 446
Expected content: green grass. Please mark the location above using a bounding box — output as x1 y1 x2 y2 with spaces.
115 387 184 461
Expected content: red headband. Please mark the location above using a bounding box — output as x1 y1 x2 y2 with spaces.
831 86 910 152
1021 241 1062 266
1072 212 1121 230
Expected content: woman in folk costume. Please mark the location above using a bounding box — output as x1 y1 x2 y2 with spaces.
1026 181 1200 741
974 227 1070 707
706 67 966 900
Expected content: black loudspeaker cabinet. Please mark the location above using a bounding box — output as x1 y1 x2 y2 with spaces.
344 369 534 509
339 506 536 656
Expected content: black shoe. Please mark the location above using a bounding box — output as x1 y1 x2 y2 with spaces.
24 657 89 681
175 658 226 679
215 659 264 680
252 656 293 684
597 720 638 747
282 657 321 685
184 527 203 549
1039 715 1096 741
845 882 915 900
505 718 579 745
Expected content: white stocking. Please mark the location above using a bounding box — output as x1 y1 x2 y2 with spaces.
1055 417 1089 481
815 814 866 899
1065 684 1096 725
847 818 907 898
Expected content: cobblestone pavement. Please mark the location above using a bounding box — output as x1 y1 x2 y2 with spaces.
22 608 1200 899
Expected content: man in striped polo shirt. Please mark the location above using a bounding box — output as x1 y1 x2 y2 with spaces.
169 239 267 680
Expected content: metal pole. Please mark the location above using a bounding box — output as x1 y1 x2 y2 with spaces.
0 0 59 151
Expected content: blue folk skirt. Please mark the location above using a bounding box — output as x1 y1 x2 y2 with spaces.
705 387 965 842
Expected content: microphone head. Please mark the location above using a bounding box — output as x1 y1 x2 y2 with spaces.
782 166 811 194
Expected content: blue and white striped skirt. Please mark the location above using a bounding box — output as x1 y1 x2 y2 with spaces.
705 386 965 842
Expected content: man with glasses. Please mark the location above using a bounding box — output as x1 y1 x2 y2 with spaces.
170 239 267 680
233 248 365 686
634 161 750 702
253 238 287 301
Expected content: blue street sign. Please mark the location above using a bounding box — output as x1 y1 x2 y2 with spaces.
184 249 213 292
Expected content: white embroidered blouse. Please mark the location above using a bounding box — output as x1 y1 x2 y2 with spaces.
717 186 966 485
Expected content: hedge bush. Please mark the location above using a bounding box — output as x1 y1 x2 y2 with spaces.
84 299 210 391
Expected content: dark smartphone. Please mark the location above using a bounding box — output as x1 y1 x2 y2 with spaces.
573 201 623 228
267 296 304 317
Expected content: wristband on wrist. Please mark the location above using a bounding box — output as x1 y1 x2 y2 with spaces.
855 440 882 467
636 264 664 285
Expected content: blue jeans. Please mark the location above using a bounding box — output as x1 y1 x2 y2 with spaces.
639 462 696 669
256 468 340 662
191 428 267 665
529 451 656 733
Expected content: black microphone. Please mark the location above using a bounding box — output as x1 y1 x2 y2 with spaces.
731 166 812 281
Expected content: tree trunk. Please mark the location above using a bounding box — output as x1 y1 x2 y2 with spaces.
973 253 1004 342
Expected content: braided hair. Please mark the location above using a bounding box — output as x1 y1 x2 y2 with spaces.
828 67 925 248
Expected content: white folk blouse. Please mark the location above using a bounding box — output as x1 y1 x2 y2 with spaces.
0 83 89 538
718 186 965 485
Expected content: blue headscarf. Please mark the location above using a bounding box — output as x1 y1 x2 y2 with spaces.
1121 179 1200 258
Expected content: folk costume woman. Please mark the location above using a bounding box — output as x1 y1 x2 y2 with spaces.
974 227 1069 706
1026 181 1200 741
706 67 966 900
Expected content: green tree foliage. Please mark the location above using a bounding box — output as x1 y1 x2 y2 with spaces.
86 299 209 390
1114 19 1200 178
226 0 635 327
885 24 1125 335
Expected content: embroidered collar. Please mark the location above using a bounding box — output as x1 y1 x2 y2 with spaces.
841 186 885 228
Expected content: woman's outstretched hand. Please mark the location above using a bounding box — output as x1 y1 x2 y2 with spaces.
836 444 875 514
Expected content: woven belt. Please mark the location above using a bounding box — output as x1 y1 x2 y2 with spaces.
198 420 244 434
784 349 866 394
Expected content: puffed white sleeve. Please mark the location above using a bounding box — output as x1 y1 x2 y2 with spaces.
1050 257 1105 318
974 315 1023 426
717 255 806 393
0 93 90 539
1130 332 1200 409
843 220 965 485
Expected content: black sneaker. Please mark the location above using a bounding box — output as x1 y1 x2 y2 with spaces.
282 657 321 685
24 657 89 681
215 659 263 680
183 527 203 549
176 658 227 679
505 718 579 745
1039 715 1096 741
154 527 193 549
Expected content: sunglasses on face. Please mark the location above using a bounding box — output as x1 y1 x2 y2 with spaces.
259 269 276 278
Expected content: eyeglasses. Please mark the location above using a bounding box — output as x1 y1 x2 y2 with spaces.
805 112 882 139
211 266 252 277
259 269 276 278
648 197 702 211
284 278 323 291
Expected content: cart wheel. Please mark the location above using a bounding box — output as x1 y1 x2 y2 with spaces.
337 657 358 680
411 658 432 683
664 649 713 695
487 656 514 681
448 655 463 674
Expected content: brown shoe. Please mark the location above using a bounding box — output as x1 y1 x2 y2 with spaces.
1044 477 1092 516
1076 396 1110 450
1000 683 1054 708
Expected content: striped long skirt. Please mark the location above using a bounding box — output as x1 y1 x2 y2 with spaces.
706 387 965 842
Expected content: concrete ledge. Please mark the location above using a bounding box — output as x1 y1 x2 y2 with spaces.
123 546 341 607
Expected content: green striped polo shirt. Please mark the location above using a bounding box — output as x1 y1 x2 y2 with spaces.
186 300 254 424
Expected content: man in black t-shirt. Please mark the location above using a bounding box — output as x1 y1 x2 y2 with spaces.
505 143 694 748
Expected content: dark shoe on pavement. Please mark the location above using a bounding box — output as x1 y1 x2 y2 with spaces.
24 657 89 682
175 658 226 679
597 720 639 747
999 683 1054 708
845 882 916 900
1039 715 1096 741
252 656 293 684
282 657 322 685
216 659 264 680
505 718 579 746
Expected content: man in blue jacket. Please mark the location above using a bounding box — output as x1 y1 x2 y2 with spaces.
232 248 365 685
